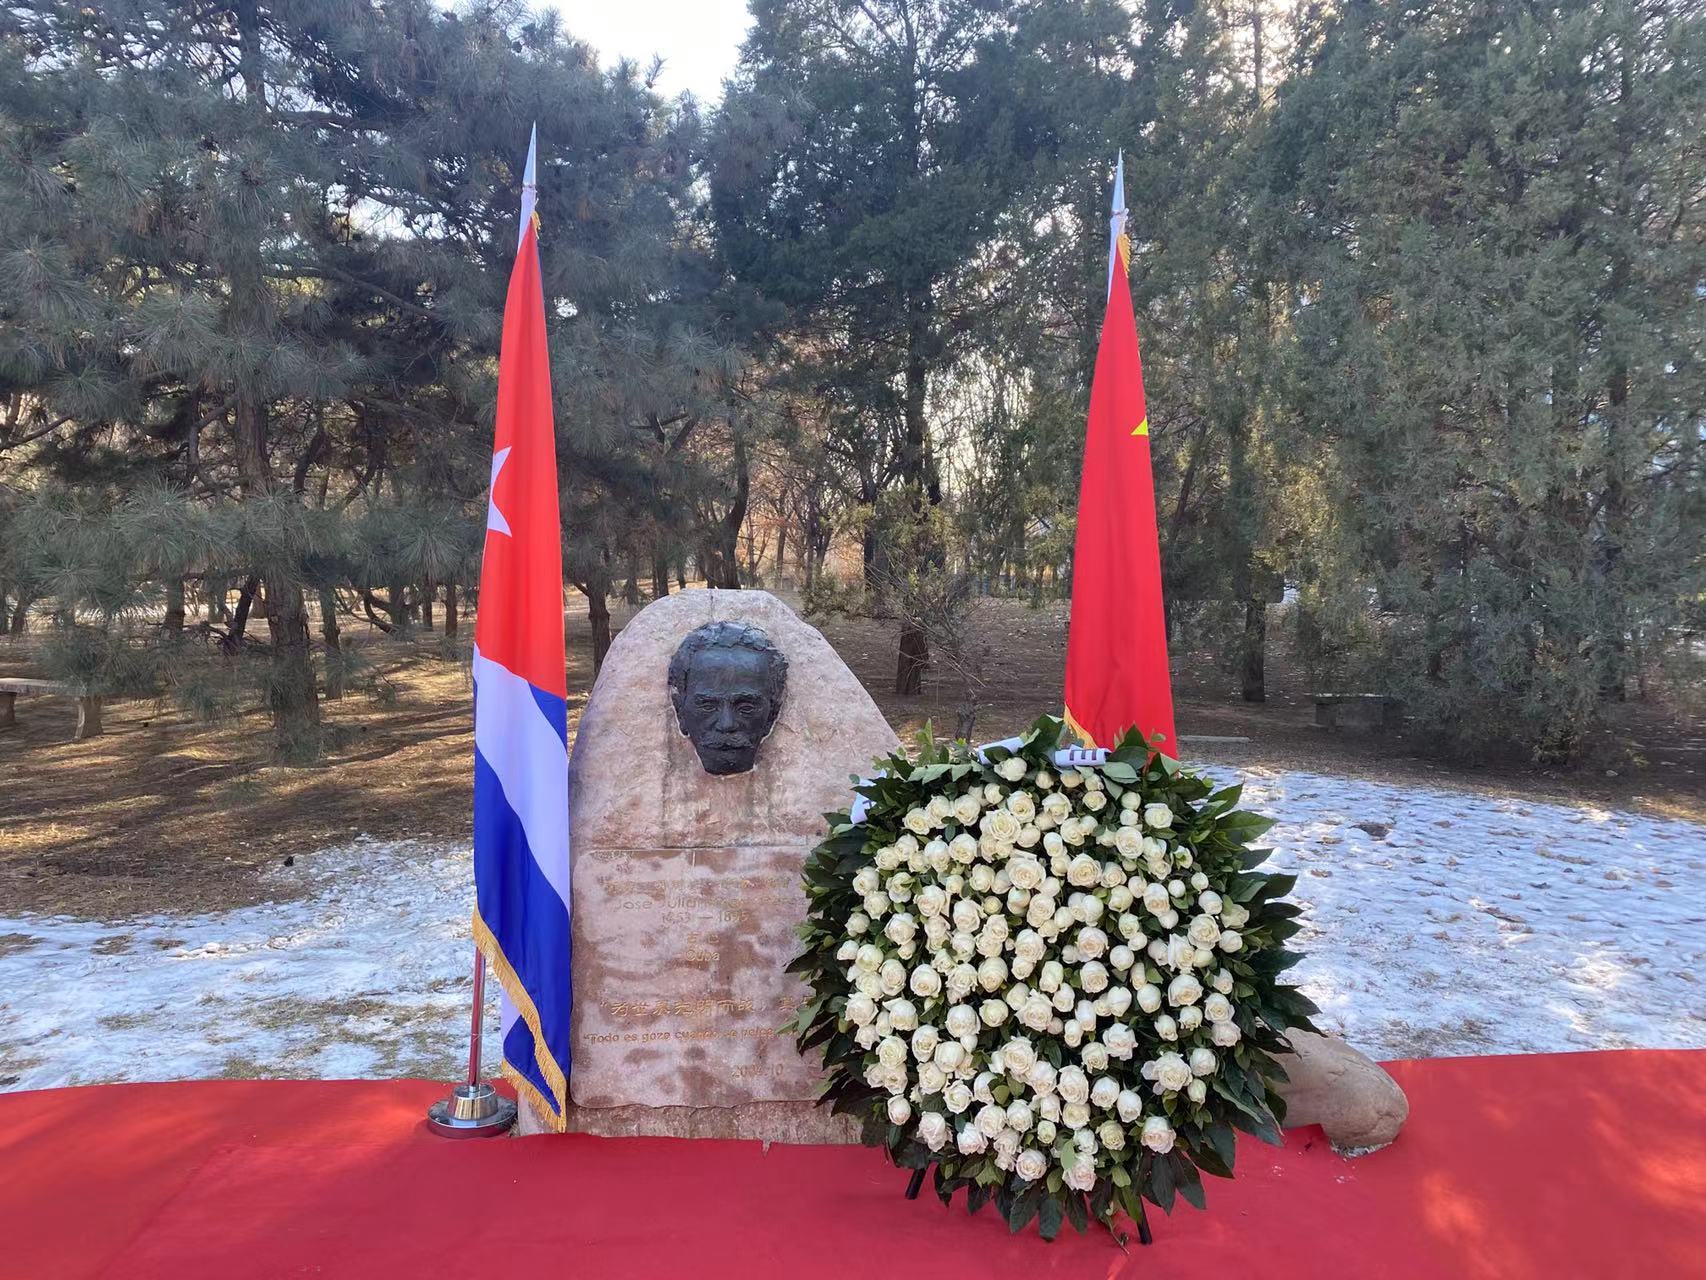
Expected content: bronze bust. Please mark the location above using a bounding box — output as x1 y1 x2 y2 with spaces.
667 621 788 775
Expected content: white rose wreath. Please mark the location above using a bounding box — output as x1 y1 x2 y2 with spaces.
788 717 1318 1242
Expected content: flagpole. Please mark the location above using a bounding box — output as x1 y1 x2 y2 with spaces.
427 124 544 1140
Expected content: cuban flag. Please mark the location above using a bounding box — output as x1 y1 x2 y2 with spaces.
472 126 573 1130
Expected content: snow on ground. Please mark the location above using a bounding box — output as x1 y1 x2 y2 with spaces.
2 769 1704 1092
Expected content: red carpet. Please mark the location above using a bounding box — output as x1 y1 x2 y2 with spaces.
2 1052 1702 1279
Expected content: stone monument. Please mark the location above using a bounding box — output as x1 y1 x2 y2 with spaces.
516 589 897 1139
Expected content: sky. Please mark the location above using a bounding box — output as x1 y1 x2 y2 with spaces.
544 0 753 102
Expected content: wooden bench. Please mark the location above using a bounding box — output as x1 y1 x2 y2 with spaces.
0 678 104 739
1313 693 1400 732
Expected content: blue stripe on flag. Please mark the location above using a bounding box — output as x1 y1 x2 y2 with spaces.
473 738 573 1114
529 683 568 745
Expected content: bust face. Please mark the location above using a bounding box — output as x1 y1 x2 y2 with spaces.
671 641 783 775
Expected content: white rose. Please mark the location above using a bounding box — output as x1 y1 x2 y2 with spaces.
947 962 978 999
1082 789 1108 813
917 1061 946 1094
1203 992 1234 1023
854 867 881 896
1186 914 1221 950
1056 1066 1090 1105
918 1110 950 1150
1141 882 1171 916
1061 1100 1091 1130
1066 853 1101 886
1166 935 1196 971
975 955 1007 993
952 793 983 826
1154 1014 1178 1041
855 972 883 998
1167 973 1204 1006
1221 901 1250 929
910 1024 940 1060
1015 1148 1049 1182
864 891 891 918
1018 993 1054 1031
913 885 948 920
974 1102 1008 1138
903 808 932 836
1035 1119 1058 1146
1212 969 1235 995
1189 1046 1218 1077
1103 1023 1138 1060
1108 944 1135 973
1081 1042 1109 1072
854 943 883 973
1151 1052 1193 1092
950 899 981 932
1141 1115 1176 1153
1000 1037 1038 1077
877 1035 909 1069
941 1004 976 1040
979 998 1010 1027
1097 1119 1126 1152
944 1082 975 1115
910 964 943 998
1006 856 1045 892
836 940 860 964
1038 1094 1061 1123
1006 791 1037 822
933 1040 966 1072
1219 930 1244 953
1025 1059 1057 1095
879 958 907 996
1042 792 1072 820
1211 1020 1242 1047
983 809 1022 844
855 1024 881 1049
1063 1154 1097 1192
1079 961 1109 994
1090 1075 1120 1109
949 833 979 864
1075 926 1109 960
1178 1006 1202 1032
996 756 1028 782
1015 824 1041 849
956 1125 988 1155
1052 987 1076 1013
845 993 878 1026
1105 987 1134 1019
885 913 918 946
1005 1099 1034 1133
1197 888 1223 916
887 1095 912 1125
1133 983 1162 1015
1116 1088 1144 1123
1145 938 1168 964
1187 1078 1208 1104
924 917 951 950
1143 803 1174 829
1035 770 1054 789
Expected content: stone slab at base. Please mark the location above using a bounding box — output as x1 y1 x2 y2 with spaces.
516 1091 858 1144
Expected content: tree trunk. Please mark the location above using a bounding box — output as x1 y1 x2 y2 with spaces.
1240 598 1267 703
586 581 612 673
228 575 260 648
651 548 670 600
319 587 343 699
164 577 186 636
895 621 928 696
8 593 31 635
444 583 459 638
422 578 435 632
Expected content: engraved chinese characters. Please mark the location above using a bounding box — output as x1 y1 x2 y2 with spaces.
535 589 898 1131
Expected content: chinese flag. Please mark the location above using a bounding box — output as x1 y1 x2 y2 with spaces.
1063 197 1176 755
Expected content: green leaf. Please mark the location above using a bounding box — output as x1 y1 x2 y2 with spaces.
1037 1194 1064 1241
1007 1181 1044 1234
1063 1189 1089 1234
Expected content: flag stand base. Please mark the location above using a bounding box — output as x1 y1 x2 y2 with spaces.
426 945 515 1138
426 1081 516 1138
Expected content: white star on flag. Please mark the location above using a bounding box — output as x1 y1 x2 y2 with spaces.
487 445 512 537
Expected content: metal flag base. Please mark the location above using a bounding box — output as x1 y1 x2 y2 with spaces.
427 1081 517 1138
427 946 516 1138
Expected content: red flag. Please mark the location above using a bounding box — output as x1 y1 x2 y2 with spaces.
1063 220 1176 755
